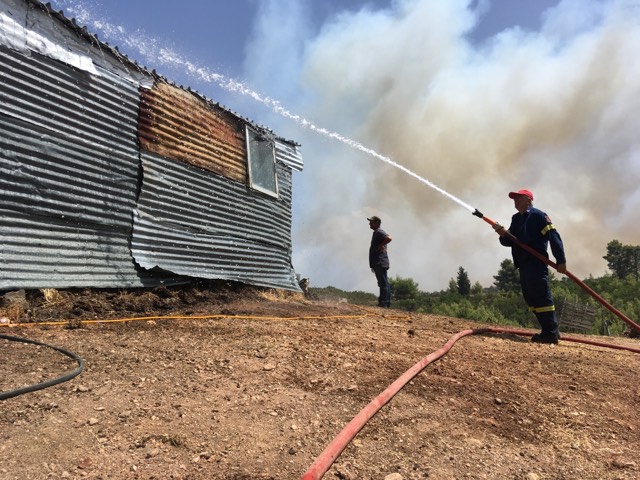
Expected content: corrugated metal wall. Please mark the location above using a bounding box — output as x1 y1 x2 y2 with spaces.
275 141 304 172
0 45 167 288
1 0 304 292
134 81 302 290
131 150 299 290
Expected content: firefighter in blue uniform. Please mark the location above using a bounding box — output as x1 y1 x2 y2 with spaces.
494 189 567 344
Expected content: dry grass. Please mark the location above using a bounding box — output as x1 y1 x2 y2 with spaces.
41 288 63 304
258 288 305 302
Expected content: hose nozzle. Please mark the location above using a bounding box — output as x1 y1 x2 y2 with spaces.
473 208 498 227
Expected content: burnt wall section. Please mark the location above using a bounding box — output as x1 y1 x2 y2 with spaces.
138 82 247 183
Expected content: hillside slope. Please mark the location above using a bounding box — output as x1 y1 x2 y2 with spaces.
1 286 639 479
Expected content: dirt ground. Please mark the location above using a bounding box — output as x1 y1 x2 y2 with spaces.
1 284 639 480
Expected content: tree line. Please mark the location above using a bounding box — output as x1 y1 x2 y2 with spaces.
310 240 640 336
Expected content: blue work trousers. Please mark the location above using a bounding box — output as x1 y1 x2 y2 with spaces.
519 263 559 336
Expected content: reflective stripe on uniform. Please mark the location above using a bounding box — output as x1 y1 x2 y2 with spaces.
528 305 556 313
541 224 555 235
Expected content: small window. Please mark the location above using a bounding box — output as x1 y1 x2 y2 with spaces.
246 126 278 197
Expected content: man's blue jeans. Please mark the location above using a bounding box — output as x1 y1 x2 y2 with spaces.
373 265 391 308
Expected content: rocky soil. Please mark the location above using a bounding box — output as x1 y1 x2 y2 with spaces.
1 285 639 479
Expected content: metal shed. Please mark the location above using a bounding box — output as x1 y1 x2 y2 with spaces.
0 0 303 291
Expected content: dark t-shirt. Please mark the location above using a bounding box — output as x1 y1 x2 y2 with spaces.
369 228 390 269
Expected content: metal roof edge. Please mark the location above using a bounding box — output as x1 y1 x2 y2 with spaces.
24 0 301 150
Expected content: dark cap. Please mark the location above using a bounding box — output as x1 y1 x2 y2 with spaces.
508 189 534 201
367 216 381 223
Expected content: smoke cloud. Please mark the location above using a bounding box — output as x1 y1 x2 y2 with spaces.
244 0 640 293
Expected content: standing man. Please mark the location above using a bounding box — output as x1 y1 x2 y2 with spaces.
494 189 567 344
368 216 392 308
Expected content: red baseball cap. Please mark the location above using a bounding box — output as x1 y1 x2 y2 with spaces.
508 189 533 201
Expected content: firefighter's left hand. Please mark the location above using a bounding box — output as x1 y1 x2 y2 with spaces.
556 263 567 274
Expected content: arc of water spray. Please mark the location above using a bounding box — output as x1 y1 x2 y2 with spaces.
171 63 476 213
61 2 475 214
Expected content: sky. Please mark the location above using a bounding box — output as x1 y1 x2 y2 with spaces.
47 0 640 294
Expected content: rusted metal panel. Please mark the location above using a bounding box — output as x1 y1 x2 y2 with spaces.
138 82 247 183
131 152 300 291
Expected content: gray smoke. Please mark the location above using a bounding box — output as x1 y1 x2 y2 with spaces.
244 0 640 292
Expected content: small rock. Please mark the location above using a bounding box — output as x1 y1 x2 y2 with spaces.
525 473 540 480
612 459 636 469
465 438 484 448
77 457 92 470
87 418 99 426
334 466 354 480
385 474 403 480
146 448 160 458
263 363 276 371
494 398 503 405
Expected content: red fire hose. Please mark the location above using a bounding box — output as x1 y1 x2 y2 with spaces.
301 210 639 479
300 327 640 480
472 209 640 334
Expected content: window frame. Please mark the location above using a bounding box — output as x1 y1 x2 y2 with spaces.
246 125 279 198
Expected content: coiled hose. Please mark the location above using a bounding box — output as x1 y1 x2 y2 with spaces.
0 334 85 401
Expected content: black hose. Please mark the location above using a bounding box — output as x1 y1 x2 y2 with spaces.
0 334 85 400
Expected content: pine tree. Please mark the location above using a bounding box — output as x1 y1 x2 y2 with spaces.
604 240 640 280
390 276 420 300
456 266 471 296
493 259 520 292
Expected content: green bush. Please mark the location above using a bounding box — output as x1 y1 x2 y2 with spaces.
308 241 640 337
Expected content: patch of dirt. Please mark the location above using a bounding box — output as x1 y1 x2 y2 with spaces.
1 284 639 480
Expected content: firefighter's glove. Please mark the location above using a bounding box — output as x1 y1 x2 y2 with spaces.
492 223 506 235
